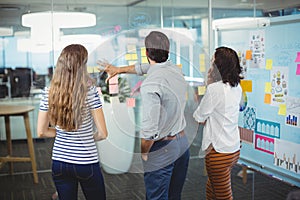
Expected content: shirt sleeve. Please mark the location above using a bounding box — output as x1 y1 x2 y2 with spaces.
86 86 102 110
135 63 150 76
39 87 49 111
193 85 215 123
140 82 161 140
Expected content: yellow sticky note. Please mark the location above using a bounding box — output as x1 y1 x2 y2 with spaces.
125 54 132 60
127 44 136 53
278 104 287 116
200 60 205 66
87 66 94 73
200 54 205 60
200 65 206 72
265 82 272 93
198 86 206 95
245 50 252 60
141 47 146 57
264 94 271 104
240 80 252 92
266 59 273 70
131 54 138 60
141 57 148 64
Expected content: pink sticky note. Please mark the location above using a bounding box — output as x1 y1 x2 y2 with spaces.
96 87 102 95
126 98 136 107
109 76 118 84
297 64 300 75
295 52 300 62
109 84 119 94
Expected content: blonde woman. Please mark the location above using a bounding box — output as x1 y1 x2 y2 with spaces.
37 44 108 200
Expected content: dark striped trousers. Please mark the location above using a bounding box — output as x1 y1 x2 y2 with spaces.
205 148 240 200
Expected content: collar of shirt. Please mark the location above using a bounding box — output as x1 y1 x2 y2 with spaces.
147 60 173 75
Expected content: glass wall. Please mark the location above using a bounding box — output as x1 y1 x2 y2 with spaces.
0 0 299 198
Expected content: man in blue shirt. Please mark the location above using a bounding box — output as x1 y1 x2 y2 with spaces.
101 31 190 200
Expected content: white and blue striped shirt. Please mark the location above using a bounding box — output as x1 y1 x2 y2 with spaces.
39 86 102 164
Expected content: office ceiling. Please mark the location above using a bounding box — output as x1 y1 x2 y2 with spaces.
0 0 299 33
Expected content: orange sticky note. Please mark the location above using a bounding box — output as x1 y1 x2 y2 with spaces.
240 80 252 92
126 98 136 107
245 50 252 60
264 94 271 104
177 64 182 68
278 104 287 116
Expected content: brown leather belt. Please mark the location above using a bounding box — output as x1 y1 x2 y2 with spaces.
159 130 185 141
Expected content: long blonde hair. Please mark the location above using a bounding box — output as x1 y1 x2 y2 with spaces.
48 44 92 131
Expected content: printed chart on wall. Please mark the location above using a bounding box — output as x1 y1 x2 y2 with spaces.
218 15 300 187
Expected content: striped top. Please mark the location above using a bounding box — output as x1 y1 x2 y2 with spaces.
39 86 102 164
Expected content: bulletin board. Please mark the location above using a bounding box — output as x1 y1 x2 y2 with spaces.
216 15 300 187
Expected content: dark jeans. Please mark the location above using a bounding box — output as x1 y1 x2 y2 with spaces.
143 134 190 200
52 160 106 200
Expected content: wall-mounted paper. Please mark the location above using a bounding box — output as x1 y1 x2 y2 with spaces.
109 75 118 85
270 67 288 106
265 82 272 93
264 94 271 104
131 54 138 60
255 134 274 155
109 84 119 94
141 57 148 64
141 47 146 57
296 64 300 75
295 52 300 62
198 86 206 95
126 98 136 108
125 54 132 60
266 59 273 70
278 104 287 116
240 80 252 92
245 50 252 60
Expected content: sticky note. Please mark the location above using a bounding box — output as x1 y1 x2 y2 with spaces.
141 57 148 64
295 52 300 62
278 104 287 116
240 80 252 92
96 87 102 95
109 75 118 85
126 98 136 107
200 65 206 72
109 84 119 94
264 82 272 93
245 50 252 60
131 54 138 60
127 44 136 53
125 54 132 60
177 64 182 68
200 54 205 60
266 59 273 70
87 66 94 73
297 64 300 75
264 94 271 104
141 47 146 57
198 86 206 95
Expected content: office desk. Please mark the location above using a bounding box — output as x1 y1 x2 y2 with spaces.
0 105 38 184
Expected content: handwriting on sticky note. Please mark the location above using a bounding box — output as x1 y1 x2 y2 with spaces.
278 104 287 116
264 94 271 104
240 80 252 92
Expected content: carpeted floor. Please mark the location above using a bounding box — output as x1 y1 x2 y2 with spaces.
0 137 299 200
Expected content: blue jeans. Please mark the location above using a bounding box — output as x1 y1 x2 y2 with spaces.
143 134 190 200
52 160 106 200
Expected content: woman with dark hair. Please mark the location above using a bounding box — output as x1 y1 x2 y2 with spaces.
193 46 243 200
37 44 108 200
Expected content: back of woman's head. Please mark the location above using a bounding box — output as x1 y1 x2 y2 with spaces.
49 44 91 131
214 46 243 87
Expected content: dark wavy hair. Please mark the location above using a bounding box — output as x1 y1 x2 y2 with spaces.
212 46 243 87
145 31 169 63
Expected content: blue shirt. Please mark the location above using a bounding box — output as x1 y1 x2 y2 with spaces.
137 61 187 140
39 86 102 164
